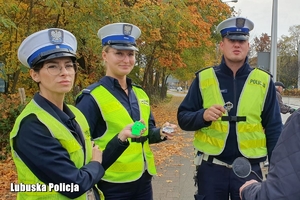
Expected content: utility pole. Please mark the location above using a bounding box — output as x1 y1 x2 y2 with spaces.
298 43 300 89
270 0 278 81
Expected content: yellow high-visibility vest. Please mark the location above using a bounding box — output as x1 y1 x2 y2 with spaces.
194 68 269 158
90 85 156 182
10 100 102 199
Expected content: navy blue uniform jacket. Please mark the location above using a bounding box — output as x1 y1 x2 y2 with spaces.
13 93 128 199
241 110 300 200
177 57 282 164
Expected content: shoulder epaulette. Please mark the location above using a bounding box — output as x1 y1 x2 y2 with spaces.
132 83 144 89
195 66 213 75
81 82 102 94
255 67 273 78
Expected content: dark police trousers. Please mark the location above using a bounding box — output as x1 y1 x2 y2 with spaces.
194 159 262 200
97 171 153 200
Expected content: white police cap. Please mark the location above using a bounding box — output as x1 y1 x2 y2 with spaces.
18 28 77 68
97 23 141 51
217 17 254 41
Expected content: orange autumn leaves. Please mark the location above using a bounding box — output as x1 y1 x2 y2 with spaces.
0 153 17 200
151 96 192 166
1 0 231 96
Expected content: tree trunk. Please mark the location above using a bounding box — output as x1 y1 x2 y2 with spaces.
11 69 20 93
160 68 167 99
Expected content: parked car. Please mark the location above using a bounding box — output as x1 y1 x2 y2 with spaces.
177 87 183 91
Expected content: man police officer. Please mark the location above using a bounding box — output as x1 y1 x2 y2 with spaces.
177 17 282 200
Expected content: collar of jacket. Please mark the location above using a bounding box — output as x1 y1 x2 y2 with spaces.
217 56 251 77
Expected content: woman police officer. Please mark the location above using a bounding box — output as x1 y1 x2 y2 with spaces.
10 28 144 199
76 23 177 200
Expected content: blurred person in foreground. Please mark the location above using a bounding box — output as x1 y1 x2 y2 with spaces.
75 22 177 200
240 108 300 200
10 28 144 199
177 17 282 200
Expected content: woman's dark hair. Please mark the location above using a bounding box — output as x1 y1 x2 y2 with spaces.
31 62 44 87
31 62 44 73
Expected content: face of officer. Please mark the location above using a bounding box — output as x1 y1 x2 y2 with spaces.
30 57 76 100
220 38 250 67
102 46 136 78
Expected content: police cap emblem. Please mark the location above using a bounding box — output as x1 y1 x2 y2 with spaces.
123 24 133 36
48 29 64 44
236 18 246 29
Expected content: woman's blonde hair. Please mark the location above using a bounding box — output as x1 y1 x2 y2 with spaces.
102 45 111 66
102 45 111 53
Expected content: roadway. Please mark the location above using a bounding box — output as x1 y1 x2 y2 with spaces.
281 96 300 123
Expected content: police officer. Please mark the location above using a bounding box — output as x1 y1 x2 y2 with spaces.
75 23 177 200
11 28 144 199
274 81 296 114
177 17 282 200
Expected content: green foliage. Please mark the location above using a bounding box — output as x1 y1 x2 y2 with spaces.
0 15 17 30
0 0 233 97
0 94 26 158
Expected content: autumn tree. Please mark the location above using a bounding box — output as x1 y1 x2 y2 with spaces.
249 25 300 88
253 33 271 53
133 0 232 98
248 33 271 67
1 0 233 100
169 0 232 90
276 25 300 88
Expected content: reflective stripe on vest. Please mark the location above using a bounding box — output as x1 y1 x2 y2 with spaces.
194 68 268 158
9 100 100 199
90 85 157 183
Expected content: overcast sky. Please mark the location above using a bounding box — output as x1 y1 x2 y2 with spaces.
227 0 300 41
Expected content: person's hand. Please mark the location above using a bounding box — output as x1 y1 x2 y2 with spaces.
118 120 147 142
289 107 296 114
203 104 226 122
91 142 103 164
239 180 258 199
160 122 177 140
